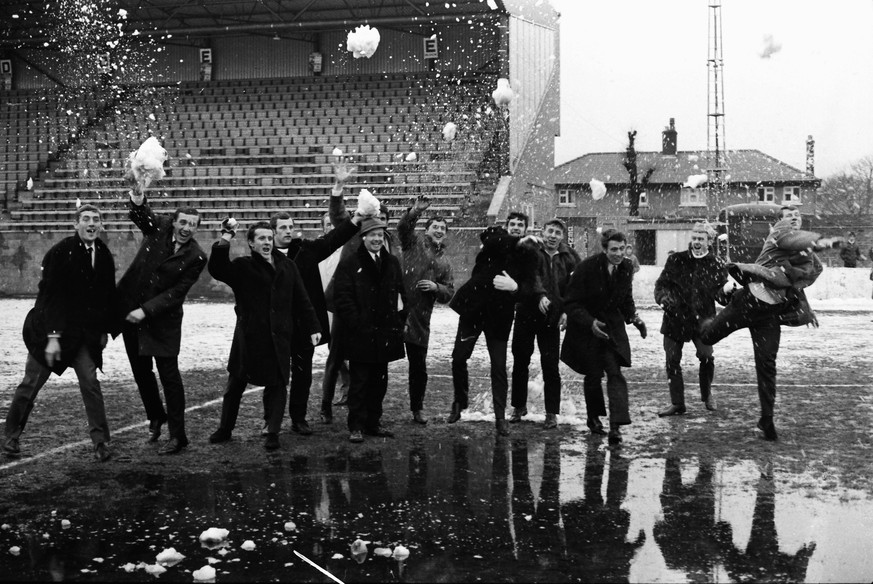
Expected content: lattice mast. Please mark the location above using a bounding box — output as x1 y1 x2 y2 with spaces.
706 0 728 215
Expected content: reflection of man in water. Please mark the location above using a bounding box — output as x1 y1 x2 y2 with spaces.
715 473 817 582
562 442 645 580
653 456 721 578
510 438 566 563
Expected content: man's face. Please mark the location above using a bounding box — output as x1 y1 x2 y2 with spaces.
624 245 634 257
363 228 385 253
506 217 526 237
542 224 564 251
249 228 274 259
273 218 295 248
604 239 626 265
75 211 102 243
690 230 710 255
848 234 856 244
172 212 199 245
782 209 802 230
322 216 333 234
425 220 447 245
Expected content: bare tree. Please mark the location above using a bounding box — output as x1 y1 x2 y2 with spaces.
623 130 655 217
819 155 873 216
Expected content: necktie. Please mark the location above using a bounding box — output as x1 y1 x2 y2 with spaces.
86 245 94 269
374 253 382 271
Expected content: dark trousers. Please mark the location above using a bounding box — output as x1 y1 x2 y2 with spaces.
663 334 714 406
347 361 388 432
320 315 350 417
582 345 631 426
5 348 109 445
511 311 562 414
220 374 286 434
451 314 508 419
701 288 782 417
122 324 186 441
405 342 428 412
289 343 315 423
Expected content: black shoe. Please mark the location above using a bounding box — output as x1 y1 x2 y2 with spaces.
320 412 333 424
704 396 718 411
94 442 111 462
209 428 232 444
349 430 364 443
587 417 606 435
3 437 20 456
608 427 622 445
264 433 280 451
657 404 687 417
496 419 510 436
509 407 527 423
412 410 428 425
158 437 188 455
543 413 558 429
447 402 462 424
363 426 394 438
757 416 778 441
148 419 165 443
292 421 313 436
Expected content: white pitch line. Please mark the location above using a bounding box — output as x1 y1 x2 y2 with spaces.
293 550 345 584
0 387 266 472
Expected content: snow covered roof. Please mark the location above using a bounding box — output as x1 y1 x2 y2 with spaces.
554 150 818 186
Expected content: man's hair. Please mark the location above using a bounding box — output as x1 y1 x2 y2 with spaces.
425 216 448 230
506 211 529 230
848 230 856 237
269 212 293 230
379 206 392 221
780 205 798 216
173 207 200 226
543 218 566 234
247 221 273 242
75 204 101 220
600 228 626 248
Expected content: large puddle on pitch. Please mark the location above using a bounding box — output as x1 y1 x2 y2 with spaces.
1 436 871 582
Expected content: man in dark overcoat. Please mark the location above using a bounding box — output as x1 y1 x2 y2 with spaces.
560 229 647 444
271 161 362 436
447 211 538 436
654 221 727 416
397 195 454 425
333 217 407 443
116 188 207 454
4 204 116 462
207 220 321 451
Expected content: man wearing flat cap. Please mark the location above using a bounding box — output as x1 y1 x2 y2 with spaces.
333 217 407 443
654 221 727 417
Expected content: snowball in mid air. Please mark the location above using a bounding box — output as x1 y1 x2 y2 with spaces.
491 78 515 107
346 25 381 59
442 122 458 141
589 179 607 200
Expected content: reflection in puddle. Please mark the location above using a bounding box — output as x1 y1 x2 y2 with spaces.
1 438 871 582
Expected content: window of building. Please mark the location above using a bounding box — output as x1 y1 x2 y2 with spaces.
622 189 649 207
558 188 575 207
757 186 775 202
680 187 707 207
782 186 801 204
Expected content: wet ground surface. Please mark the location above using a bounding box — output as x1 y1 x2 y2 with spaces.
0 300 872 582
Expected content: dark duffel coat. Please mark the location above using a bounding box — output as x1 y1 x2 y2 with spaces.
115 200 207 357
23 234 117 375
561 253 637 375
208 242 320 387
333 242 407 364
448 226 538 341
653 246 727 342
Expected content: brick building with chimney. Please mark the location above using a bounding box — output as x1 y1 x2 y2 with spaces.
550 119 821 265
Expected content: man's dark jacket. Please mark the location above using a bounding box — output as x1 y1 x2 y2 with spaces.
209 242 320 387
23 234 116 374
115 199 207 356
561 254 637 375
333 243 407 363
653 247 727 342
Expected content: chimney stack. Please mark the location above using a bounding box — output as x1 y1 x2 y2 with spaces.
806 135 815 175
662 118 677 156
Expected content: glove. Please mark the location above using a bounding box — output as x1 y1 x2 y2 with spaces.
632 316 647 339
220 217 238 237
